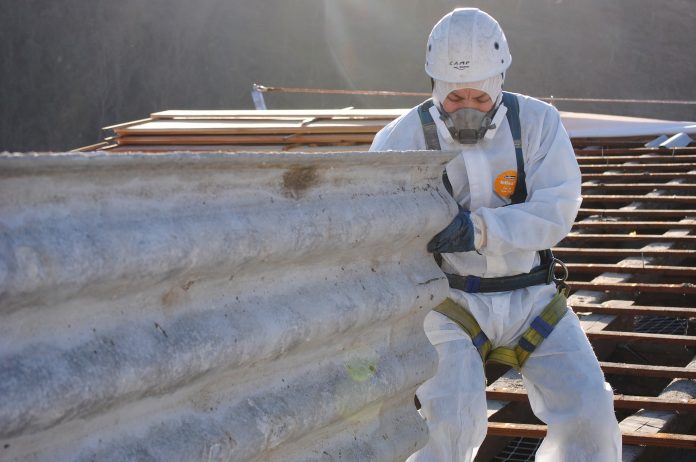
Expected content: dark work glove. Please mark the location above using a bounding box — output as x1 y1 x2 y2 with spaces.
427 210 476 253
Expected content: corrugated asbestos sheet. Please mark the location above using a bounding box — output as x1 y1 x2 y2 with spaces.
0 151 454 461
8 107 696 460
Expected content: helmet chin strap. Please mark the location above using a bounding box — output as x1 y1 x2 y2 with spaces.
437 103 499 145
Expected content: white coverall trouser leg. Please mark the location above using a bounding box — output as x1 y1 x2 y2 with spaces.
407 292 621 462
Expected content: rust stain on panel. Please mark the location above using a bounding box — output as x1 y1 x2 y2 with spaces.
282 166 319 199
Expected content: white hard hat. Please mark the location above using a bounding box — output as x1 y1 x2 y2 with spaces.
425 8 511 83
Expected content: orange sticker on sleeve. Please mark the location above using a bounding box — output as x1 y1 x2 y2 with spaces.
494 170 518 198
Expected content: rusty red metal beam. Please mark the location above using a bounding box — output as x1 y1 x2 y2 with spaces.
487 422 546 439
599 362 696 380
564 262 696 277
578 155 696 164
621 431 696 449
610 395 696 412
567 281 696 296
570 302 696 318
580 163 696 172
586 330 696 346
563 234 696 244
487 423 696 448
582 183 696 192
572 221 695 230
581 172 696 181
486 390 696 413
580 195 696 204
576 209 696 218
554 248 696 257
572 139 651 149
574 146 696 156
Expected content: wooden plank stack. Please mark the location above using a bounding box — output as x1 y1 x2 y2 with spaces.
86 109 409 153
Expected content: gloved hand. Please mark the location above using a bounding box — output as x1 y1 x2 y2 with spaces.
427 210 476 253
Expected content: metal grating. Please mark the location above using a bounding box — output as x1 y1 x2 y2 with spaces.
492 437 542 461
633 316 688 335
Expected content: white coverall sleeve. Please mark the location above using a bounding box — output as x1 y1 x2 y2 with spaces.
369 109 427 152
474 106 582 255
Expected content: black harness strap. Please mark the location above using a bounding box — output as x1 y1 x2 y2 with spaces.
420 98 447 268
445 249 556 293
501 92 527 204
418 99 442 150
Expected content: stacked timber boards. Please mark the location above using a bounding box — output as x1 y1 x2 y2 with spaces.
102 109 406 152
84 108 660 153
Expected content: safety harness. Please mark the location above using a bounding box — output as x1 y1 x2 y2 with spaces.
434 288 569 371
418 91 570 371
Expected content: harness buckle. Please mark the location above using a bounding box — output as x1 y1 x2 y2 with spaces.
547 258 570 294
547 258 568 284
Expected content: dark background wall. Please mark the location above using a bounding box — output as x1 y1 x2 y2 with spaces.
1 0 695 152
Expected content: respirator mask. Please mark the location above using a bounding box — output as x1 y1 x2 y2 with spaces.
432 74 504 144
438 104 498 144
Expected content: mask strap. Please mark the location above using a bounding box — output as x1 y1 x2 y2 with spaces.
436 103 458 135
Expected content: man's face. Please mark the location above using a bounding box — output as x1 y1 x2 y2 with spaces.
441 88 494 114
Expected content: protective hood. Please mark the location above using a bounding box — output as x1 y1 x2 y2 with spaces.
433 73 504 110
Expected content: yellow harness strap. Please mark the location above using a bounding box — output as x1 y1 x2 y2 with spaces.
435 299 492 362
434 289 569 371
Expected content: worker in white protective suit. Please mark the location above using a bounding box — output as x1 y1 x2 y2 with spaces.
370 8 621 462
